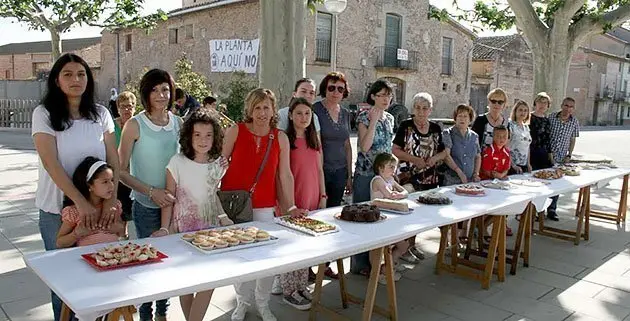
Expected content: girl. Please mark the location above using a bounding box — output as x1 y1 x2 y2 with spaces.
278 98 327 311
118 69 180 321
56 157 125 248
155 109 233 321
508 101 533 174
369 153 410 284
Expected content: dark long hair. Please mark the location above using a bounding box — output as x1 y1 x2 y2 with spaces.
179 109 224 161
63 156 112 206
42 53 98 131
286 97 320 150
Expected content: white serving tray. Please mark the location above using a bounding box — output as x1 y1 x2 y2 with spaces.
274 217 339 236
182 236 279 255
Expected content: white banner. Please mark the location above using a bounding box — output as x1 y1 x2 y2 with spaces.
210 39 260 73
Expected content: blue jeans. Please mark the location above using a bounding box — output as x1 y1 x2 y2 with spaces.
352 173 375 204
324 167 348 207
132 201 169 320
39 210 73 321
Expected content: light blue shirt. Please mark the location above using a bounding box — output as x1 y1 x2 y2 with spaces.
277 107 321 132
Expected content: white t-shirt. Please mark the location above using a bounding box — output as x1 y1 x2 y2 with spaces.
32 104 114 214
277 107 321 132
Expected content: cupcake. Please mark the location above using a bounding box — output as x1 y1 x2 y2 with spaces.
199 241 215 251
232 229 245 236
221 231 234 238
214 240 228 249
182 233 195 241
192 236 207 246
226 237 240 246
208 231 221 238
245 227 259 233
238 235 254 244
256 232 270 241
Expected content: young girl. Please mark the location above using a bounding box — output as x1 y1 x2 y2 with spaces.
154 109 233 321
508 100 533 174
370 153 410 284
56 157 125 248
278 97 326 310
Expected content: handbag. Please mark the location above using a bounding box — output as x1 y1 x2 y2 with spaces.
216 133 275 223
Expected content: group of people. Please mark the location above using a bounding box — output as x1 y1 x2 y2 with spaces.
32 53 579 321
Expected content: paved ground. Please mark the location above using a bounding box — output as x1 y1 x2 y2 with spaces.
2 129 630 321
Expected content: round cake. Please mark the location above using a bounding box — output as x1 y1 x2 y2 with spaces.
417 192 452 205
455 184 486 196
340 204 381 222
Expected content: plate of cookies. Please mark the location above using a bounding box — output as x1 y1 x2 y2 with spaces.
81 242 167 271
181 226 278 254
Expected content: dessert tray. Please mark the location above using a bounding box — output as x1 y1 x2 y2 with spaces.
533 169 564 180
480 179 512 190
557 165 581 176
416 191 453 205
453 184 486 197
81 242 167 271
334 213 387 223
274 216 339 236
509 178 550 187
181 226 278 255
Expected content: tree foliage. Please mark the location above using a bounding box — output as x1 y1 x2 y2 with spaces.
218 72 257 122
174 54 212 103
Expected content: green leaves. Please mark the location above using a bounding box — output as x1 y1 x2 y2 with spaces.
174 54 212 103
218 72 257 122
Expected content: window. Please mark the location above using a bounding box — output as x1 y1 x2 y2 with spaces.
442 83 448 91
184 24 194 40
619 62 623 73
627 106 630 118
32 62 47 76
384 14 401 67
383 77 405 105
516 67 522 76
169 28 178 44
315 12 332 62
5 70 10 79
442 37 453 75
456 84 461 94
125 34 132 51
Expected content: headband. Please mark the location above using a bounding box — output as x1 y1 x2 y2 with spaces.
86 161 108 182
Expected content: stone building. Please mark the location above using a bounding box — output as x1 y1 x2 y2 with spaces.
0 37 101 81
470 35 534 115
98 0 475 117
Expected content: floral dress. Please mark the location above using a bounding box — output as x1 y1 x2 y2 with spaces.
167 153 227 233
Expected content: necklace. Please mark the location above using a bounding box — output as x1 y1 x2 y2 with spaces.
488 113 502 125
414 118 429 131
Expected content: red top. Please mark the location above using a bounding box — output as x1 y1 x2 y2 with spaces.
221 123 280 208
480 143 511 180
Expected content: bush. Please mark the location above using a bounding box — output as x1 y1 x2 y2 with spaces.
218 71 257 122
174 54 212 102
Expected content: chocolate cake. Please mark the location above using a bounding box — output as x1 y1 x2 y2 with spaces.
417 192 452 205
340 204 381 222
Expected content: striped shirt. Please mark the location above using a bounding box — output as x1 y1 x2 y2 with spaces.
61 201 122 246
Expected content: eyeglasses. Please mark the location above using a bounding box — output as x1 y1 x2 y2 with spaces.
327 85 346 93
375 93 393 98
489 99 505 105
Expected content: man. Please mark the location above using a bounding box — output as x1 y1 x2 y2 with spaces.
174 88 200 117
547 97 580 221
277 78 320 133
202 96 217 111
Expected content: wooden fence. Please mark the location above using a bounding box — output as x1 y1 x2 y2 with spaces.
0 99 39 129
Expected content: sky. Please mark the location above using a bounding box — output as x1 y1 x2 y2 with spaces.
0 0 511 46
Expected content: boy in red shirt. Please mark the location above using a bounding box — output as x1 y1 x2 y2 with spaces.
480 126 511 180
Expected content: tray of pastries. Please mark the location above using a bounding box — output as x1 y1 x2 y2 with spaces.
181 226 277 254
533 169 564 180
454 184 486 196
81 242 167 271
275 216 338 236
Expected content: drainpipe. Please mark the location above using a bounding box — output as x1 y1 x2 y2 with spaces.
116 31 121 91
465 43 473 90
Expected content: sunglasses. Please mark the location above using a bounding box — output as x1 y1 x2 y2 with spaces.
327 85 346 94
489 99 505 105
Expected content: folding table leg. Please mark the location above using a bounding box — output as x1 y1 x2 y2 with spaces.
435 226 449 274
482 216 501 289
584 187 591 241
362 247 384 321
383 246 398 321
575 187 588 245
60 303 72 321
309 263 328 321
621 175 629 223
497 216 506 282
510 205 528 275
523 205 532 268
336 259 348 309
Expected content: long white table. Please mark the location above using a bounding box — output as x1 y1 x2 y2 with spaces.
23 168 630 320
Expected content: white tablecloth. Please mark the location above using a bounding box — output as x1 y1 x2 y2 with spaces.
22 168 630 320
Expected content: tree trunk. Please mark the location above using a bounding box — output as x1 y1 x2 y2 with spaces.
50 29 62 62
529 29 572 112
259 0 307 107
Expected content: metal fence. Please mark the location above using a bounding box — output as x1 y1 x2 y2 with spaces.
0 99 39 128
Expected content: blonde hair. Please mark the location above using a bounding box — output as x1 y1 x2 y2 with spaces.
510 100 531 124
487 88 508 102
533 92 551 105
116 91 136 106
243 88 278 128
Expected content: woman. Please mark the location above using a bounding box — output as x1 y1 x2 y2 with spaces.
392 92 446 263
114 91 136 230
508 100 533 174
221 88 306 321
472 88 509 148
353 79 395 203
313 72 353 209
31 53 119 321
118 69 181 321
529 92 554 170
442 104 481 185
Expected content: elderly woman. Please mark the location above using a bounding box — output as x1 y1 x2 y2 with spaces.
353 79 396 203
392 92 446 262
472 88 509 148
114 91 136 229
442 104 481 185
221 88 306 321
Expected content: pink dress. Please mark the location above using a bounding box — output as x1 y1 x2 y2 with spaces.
61 201 122 246
290 138 321 211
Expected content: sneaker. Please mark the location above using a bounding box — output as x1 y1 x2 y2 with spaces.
299 289 313 301
378 272 402 285
257 304 278 321
283 291 311 311
409 246 425 260
393 262 407 272
271 275 282 295
231 302 248 321
400 252 420 264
